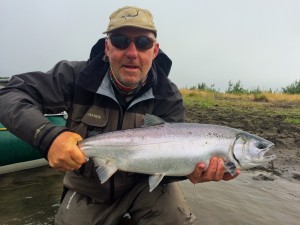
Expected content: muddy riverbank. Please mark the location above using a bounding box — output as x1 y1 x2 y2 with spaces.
184 97 300 184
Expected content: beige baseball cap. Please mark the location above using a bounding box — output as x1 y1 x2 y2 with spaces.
103 6 157 35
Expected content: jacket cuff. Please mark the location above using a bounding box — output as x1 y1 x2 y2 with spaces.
33 123 68 159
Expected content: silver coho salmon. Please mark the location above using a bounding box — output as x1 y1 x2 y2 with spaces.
78 114 276 191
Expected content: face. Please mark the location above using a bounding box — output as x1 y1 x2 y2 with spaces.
105 27 159 88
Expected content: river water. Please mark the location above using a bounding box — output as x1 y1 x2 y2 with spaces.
0 166 299 225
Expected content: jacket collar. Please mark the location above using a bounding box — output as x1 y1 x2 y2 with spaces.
76 38 176 98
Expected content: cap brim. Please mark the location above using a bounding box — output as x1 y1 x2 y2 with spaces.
103 25 157 34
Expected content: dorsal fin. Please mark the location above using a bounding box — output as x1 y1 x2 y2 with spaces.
142 114 167 127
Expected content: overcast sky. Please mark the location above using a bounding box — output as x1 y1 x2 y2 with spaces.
0 0 299 92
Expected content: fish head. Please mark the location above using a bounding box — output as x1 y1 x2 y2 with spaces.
231 132 276 169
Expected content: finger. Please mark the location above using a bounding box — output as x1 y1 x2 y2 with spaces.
187 163 205 184
70 132 83 142
214 158 226 181
71 147 87 167
205 157 219 181
57 165 76 172
67 134 85 168
193 163 206 182
50 157 76 170
223 169 241 181
195 163 206 174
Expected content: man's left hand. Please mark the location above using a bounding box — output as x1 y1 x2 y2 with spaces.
187 157 240 184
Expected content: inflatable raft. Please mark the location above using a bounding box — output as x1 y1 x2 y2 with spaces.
0 114 66 174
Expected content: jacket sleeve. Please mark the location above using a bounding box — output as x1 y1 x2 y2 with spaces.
0 60 86 158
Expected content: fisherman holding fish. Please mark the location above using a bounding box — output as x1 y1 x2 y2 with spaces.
0 6 241 225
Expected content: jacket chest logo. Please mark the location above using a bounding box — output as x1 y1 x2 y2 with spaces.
87 112 101 120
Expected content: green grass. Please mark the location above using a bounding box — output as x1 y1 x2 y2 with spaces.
284 117 300 125
181 89 300 127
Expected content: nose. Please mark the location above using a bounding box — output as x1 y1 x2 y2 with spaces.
125 42 138 58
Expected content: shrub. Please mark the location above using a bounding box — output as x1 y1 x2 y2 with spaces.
226 80 248 94
253 93 268 102
282 80 300 94
190 82 219 93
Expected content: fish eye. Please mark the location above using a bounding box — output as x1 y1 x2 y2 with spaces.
256 142 267 149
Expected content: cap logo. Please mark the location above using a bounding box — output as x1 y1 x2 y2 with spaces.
121 10 139 20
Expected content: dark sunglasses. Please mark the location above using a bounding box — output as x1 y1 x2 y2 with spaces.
108 34 156 51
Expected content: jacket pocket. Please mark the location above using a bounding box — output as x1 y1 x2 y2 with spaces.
68 105 110 138
81 106 109 128
81 106 110 138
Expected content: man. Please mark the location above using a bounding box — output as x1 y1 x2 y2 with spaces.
0 6 239 225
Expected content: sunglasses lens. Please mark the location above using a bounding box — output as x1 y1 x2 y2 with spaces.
110 35 130 50
134 37 154 50
110 35 154 50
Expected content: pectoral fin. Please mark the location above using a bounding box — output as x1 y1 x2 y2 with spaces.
148 174 165 192
224 161 237 176
92 157 118 184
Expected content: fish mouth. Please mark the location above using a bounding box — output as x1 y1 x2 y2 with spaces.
253 142 276 164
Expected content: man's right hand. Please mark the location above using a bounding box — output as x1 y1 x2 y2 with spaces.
47 131 87 171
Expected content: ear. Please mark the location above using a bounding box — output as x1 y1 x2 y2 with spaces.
152 42 160 59
105 38 109 56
